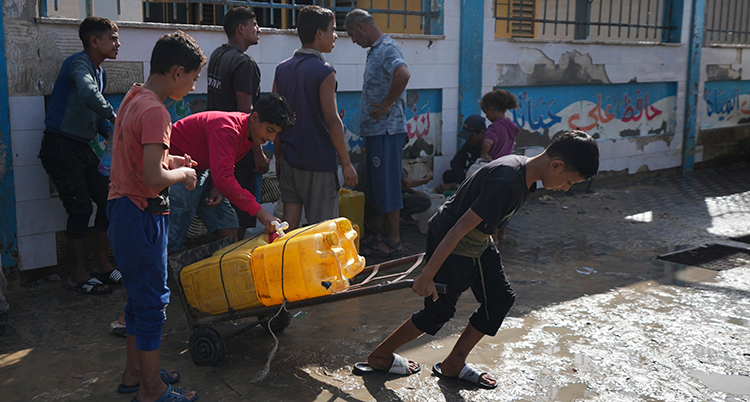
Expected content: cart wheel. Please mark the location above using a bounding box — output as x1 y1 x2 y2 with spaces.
260 310 292 333
189 326 225 366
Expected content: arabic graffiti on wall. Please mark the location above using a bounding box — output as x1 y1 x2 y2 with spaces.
104 89 442 160
336 89 442 159
503 82 677 148
701 80 750 129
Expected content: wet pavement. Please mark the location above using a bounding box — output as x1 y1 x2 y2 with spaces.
3 162 750 401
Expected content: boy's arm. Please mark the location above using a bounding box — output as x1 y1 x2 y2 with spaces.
70 57 115 121
320 72 358 187
143 144 197 190
413 207 483 301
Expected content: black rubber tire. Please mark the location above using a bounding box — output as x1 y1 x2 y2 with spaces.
260 310 292 333
189 326 225 366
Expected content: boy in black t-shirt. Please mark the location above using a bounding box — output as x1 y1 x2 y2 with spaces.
353 131 599 389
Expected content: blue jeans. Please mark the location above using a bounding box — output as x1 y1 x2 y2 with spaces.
107 197 170 351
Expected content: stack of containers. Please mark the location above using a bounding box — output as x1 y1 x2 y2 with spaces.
179 218 365 315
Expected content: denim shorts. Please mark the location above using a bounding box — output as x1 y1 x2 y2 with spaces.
168 169 239 252
365 133 405 214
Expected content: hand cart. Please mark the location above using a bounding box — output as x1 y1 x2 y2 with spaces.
168 237 437 366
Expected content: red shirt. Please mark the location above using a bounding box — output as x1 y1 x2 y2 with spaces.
170 111 261 216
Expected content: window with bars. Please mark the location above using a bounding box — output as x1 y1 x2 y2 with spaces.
139 0 440 34
705 0 750 45
494 0 681 43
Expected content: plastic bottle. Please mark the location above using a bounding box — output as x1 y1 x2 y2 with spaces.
98 138 113 176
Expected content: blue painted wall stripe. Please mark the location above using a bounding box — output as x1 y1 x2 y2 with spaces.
683 0 705 173
458 0 484 132
0 5 18 269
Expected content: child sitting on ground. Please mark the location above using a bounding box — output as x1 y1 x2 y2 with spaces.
353 131 599 390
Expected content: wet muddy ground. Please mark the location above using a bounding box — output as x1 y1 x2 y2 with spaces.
3 162 750 401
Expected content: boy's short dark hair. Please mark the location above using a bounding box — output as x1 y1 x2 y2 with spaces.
297 5 334 45
223 6 256 38
480 89 519 113
79 16 118 48
254 93 296 131
545 130 600 179
150 31 206 75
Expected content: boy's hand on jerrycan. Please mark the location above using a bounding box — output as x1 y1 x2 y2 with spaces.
256 208 281 235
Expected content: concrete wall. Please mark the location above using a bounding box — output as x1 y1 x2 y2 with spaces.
3 1 458 271
482 0 692 176
696 48 750 165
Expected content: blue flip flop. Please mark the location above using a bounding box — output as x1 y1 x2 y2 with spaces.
131 384 198 402
117 369 181 393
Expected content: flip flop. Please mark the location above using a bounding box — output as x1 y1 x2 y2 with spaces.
118 369 182 393
65 277 112 295
432 362 497 389
131 384 197 402
90 268 123 285
352 353 421 376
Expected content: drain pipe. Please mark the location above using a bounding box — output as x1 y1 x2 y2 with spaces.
682 0 706 174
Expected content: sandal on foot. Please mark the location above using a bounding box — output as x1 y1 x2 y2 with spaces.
361 239 402 259
432 362 497 389
65 277 112 295
131 384 197 402
352 353 421 376
111 320 126 338
90 268 123 285
118 369 182 393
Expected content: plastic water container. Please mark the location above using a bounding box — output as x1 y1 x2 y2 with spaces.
290 218 365 279
180 247 264 315
98 138 113 176
179 218 364 314
338 188 365 238
412 193 445 235
251 230 352 306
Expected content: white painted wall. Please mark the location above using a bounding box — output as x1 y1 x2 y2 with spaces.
9 2 459 270
481 0 693 176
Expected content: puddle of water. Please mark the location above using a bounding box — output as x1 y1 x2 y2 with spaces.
549 382 587 401
689 370 750 395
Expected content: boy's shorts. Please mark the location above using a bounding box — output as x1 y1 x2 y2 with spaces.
168 169 239 252
411 228 516 337
38 131 110 238
107 197 170 352
365 133 405 214
278 156 339 224
232 151 261 228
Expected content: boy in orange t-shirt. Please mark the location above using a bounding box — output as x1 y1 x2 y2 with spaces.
107 31 205 402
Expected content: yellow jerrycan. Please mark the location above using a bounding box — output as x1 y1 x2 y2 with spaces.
338 188 365 238
250 218 365 306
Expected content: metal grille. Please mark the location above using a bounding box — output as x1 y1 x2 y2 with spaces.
495 0 678 42
39 0 438 35
657 244 750 271
705 0 750 45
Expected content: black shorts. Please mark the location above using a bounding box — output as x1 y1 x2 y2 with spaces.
39 131 110 238
411 229 516 336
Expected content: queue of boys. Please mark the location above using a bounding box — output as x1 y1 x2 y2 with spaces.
34 5 599 401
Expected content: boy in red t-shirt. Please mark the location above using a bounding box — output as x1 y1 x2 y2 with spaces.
107 31 205 402
167 94 296 253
